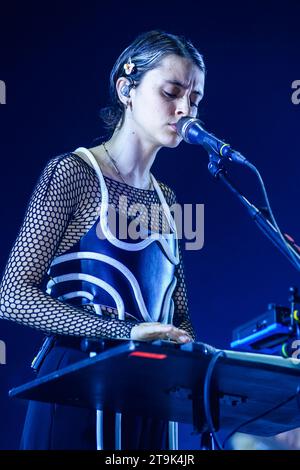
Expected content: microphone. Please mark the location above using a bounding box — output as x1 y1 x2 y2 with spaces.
176 117 248 165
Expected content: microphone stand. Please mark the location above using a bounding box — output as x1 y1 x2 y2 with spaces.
207 151 300 271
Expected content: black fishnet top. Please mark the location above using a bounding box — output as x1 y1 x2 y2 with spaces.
0 152 195 340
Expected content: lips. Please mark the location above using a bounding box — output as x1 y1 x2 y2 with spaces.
169 123 178 133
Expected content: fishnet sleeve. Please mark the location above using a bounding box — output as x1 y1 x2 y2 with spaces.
160 183 196 340
0 154 138 339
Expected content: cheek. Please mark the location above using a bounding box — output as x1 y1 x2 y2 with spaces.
142 99 171 123
133 89 174 123
136 93 159 115
153 98 175 118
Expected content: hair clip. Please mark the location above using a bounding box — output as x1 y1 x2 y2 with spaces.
123 58 136 75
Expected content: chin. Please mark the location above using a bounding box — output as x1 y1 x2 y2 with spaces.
166 140 181 149
160 134 182 149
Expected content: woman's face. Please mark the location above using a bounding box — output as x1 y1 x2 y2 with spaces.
128 54 205 149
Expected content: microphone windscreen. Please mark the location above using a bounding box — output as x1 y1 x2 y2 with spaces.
175 116 192 137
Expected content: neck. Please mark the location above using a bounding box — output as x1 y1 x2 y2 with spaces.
104 126 160 188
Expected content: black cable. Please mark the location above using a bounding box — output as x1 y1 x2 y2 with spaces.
245 161 300 271
222 388 300 449
203 350 227 450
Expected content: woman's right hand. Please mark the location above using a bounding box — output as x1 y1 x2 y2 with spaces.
130 322 193 343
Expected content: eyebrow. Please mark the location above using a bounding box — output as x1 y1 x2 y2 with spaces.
164 79 203 96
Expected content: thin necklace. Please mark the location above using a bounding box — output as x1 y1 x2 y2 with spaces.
102 142 152 190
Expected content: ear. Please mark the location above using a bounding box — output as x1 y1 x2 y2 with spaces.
116 77 132 105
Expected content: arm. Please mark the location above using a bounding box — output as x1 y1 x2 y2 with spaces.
172 240 196 341
0 154 137 339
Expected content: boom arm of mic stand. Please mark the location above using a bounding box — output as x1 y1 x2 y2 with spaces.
207 153 300 272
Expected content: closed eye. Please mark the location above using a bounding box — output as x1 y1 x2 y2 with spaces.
164 91 176 99
163 91 199 108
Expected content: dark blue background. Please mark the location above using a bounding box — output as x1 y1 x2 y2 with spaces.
0 0 299 449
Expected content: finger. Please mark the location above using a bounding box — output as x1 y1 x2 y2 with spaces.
166 326 190 338
176 329 193 341
136 323 192 343
160 327 192 343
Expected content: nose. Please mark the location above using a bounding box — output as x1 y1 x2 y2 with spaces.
175 96 191 117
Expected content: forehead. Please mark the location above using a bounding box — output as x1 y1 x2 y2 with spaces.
145 54 205 93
